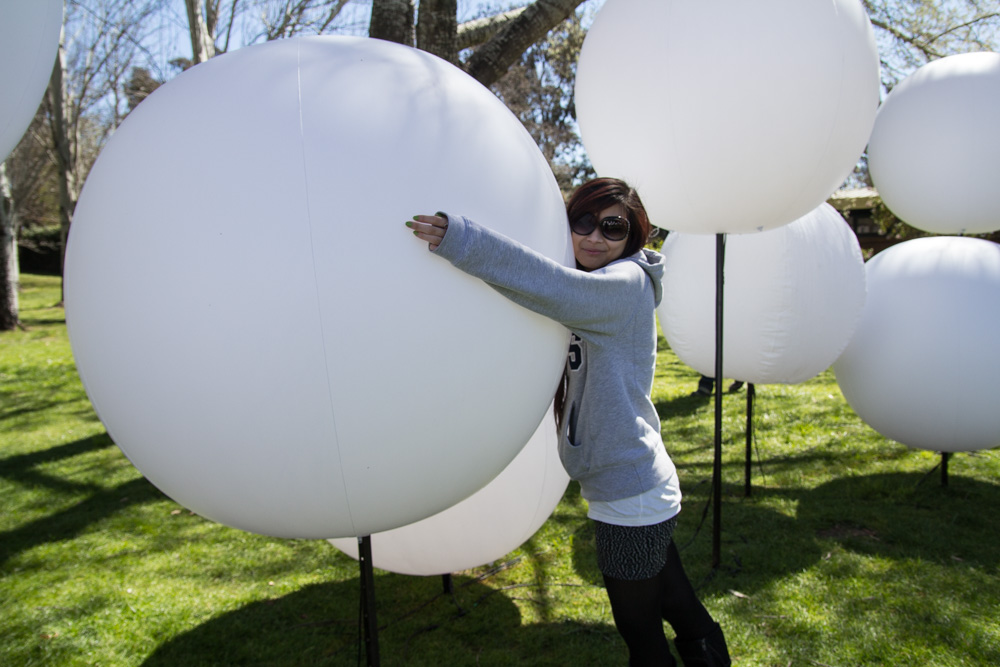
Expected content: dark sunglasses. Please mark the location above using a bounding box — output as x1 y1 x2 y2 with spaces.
570 213 630 242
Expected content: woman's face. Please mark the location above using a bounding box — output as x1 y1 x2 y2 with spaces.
572 203 629 271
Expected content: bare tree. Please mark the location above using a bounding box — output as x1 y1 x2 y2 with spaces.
183 0 355 62
416 0 457 63
492 10 591 192
863 0 1000 88
45 0 164 301
368 0 588 87
461 0 587 87
834 0 1000 191
456 7 525 51
255 0 355 40
0 163 19 329
0 104 60 329
185 0 218 63
47 26 76 295
370 0 415 44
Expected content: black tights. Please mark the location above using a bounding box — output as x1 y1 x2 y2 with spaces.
603 540 715 667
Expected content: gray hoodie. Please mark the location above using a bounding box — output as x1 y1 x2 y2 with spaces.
434 214 677 502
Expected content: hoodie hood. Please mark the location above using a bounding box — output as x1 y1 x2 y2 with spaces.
630 248 665 306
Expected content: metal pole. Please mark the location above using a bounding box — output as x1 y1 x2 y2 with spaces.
744 383 755 497
358 536 380 666
941 452 949 486
712 233 725 569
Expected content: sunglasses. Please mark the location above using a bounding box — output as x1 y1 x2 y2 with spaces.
570 213 631 242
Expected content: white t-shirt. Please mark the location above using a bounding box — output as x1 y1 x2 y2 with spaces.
586 470 682 526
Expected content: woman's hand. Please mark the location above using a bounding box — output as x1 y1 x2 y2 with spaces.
406 214 449 251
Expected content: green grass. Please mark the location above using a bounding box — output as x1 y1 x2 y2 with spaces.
2 273 998 666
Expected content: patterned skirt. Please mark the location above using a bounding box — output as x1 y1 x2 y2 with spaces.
594 516 678 580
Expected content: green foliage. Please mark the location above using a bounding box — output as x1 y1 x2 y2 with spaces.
2 274 999 666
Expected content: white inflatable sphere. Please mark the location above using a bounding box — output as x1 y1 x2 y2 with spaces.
834 237 1000 452
868 52 1000 235
575 0 880 234
0 0 63 161
65 37 572 539
658 204 866 384
329 409 567 576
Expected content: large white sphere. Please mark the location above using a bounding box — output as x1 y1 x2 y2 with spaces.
658 204 866 384
575 0 880 234
65 37 572 539
329 409 568 576
868 52 1000 235
834 237 1000 452
0 0 63 160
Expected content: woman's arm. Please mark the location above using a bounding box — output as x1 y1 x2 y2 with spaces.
405 213 648 337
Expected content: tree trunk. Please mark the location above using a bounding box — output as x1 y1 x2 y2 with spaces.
48 33 78 303
464 0 586 87
185 0 217 64
369 0 415 45
417 0 457 64
0 162 19 330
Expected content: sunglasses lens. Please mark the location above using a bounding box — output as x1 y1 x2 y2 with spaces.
602 218 629 241
570 213 629 242
570 213 597 236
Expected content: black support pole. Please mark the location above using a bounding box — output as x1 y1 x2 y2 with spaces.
358 536 380 666
744 383 755 497
712 233 725 569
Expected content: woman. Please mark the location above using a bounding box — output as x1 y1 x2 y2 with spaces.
406 178 730 667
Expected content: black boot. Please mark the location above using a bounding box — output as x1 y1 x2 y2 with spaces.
673 623 730 666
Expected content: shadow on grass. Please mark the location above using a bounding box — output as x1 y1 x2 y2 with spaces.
798 471 1000 569
664 468 1000 599
0 431 113 473
0 433 166 566
653 389 720 421
0 432 115 498
142 575 623 667
18 310 66 327
138 470 1000 667
0 360 87 424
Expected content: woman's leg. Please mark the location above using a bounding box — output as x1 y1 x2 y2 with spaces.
603 538 728 666
603 572 676 666
596 519 677 665
657 541 715 639
658 542 731 666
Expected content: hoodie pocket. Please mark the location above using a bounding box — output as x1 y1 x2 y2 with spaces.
559 402 589 480
567 402 579 447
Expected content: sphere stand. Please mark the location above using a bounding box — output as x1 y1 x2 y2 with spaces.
358 536 380 666
744 383 756 497
355 540 460 666
711 236 765 561
711 234 726 569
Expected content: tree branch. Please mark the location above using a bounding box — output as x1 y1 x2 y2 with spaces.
456 8 525 50
464 0 586 87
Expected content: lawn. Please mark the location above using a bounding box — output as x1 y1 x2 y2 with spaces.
2 273 998 666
